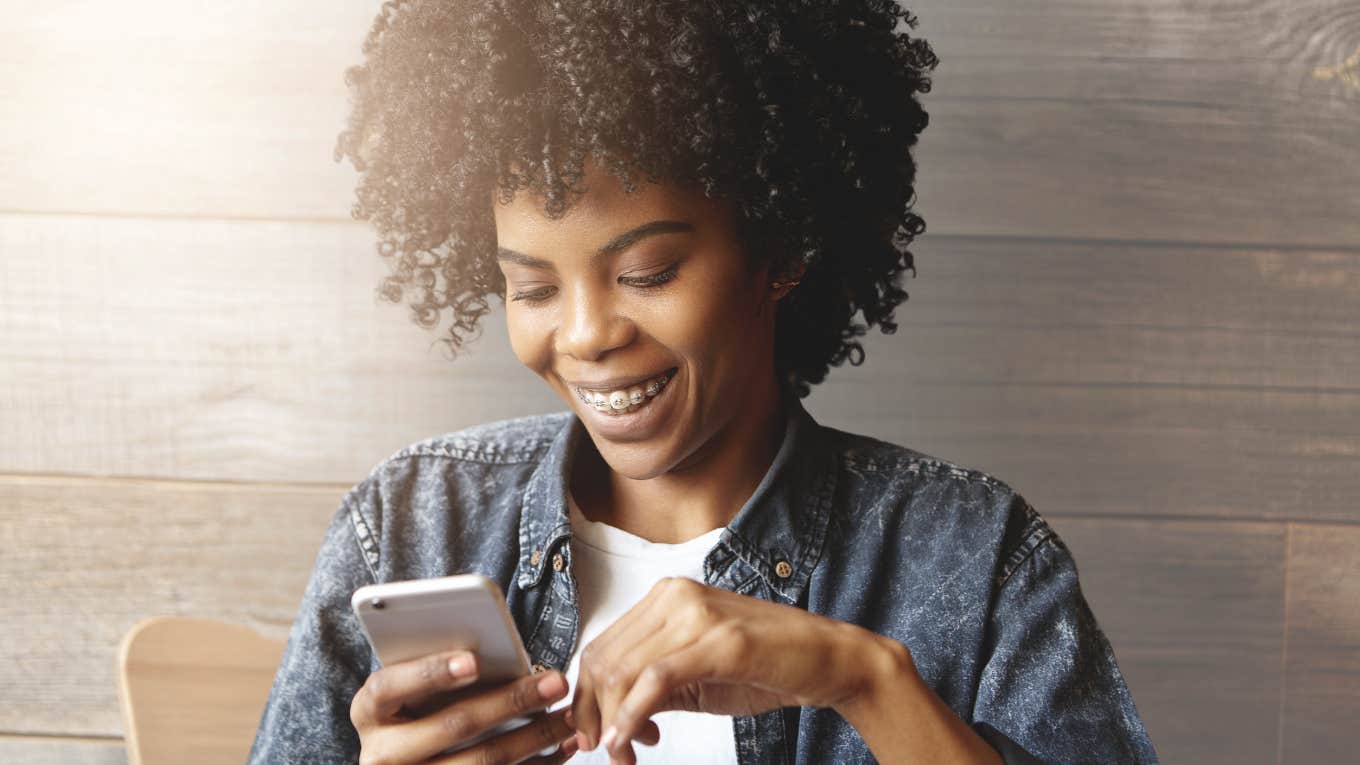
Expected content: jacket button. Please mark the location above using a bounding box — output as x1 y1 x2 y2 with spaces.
551 553 566 572
532 662 548 674
529 549 542 566
774 560 793 578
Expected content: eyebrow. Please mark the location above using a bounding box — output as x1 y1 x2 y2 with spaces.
496 219 695 271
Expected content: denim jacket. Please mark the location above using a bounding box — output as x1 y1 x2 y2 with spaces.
248 393 1158 764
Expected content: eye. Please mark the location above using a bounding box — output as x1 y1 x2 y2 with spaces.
509 286 556 304
508 264 679 305
622 264 679 288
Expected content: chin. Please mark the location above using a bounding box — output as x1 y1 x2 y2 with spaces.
587 432 675 481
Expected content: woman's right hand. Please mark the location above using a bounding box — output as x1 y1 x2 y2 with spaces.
350 649 579 765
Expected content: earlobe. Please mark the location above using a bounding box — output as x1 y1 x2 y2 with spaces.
769 260 808 299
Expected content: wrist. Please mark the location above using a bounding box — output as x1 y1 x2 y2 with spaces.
831 625 919 721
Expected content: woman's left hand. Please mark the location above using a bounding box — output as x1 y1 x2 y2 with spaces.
569 576 911 763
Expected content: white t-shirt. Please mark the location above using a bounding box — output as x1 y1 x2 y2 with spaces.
547 493 739 764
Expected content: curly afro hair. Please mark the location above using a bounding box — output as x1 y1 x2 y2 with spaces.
334 0 938 399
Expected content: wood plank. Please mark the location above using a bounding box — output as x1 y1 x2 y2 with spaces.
6 215 1358 522
1280 524 1360 763
0 0 379 219
0 214 559 484
915 96 1360 247
0 736 125 765
0 475 341 737
1049 517 1287 765
119 618 284 765
0 0 1356 248
909 0 1360 244
813 381 1360 524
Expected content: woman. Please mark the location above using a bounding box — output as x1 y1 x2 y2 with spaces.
249 1 1158 763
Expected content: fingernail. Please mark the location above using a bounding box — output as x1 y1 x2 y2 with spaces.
564 707 575 727
537 671 566 698
599 725 618 751
562 735 579 755
448 654 473 677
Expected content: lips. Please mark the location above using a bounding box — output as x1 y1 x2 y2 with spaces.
573 365 681 441
570 366 678 394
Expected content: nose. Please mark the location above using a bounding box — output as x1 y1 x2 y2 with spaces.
555 284 634 361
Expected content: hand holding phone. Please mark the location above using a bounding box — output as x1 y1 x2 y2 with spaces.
348 575 577 763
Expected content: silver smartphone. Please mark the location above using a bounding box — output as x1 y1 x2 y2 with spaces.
350 574 555 755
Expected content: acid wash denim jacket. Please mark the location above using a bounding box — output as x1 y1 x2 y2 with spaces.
248 393 1159 764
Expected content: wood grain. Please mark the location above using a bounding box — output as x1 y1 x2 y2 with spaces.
1050 516 1287 765
6 215 1359 524
119 617 284 765
0 736 126 765
0 474 340 737
1280 524 1360 763
0 0 380 219
1 0 1357 248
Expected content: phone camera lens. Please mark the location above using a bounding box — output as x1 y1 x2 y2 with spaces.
370 597 385 610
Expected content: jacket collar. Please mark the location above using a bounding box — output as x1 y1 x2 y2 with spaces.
516 391 837 604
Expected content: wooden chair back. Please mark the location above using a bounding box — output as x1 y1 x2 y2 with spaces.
117 616 285 765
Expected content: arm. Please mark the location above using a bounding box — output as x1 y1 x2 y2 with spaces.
835 627 1004 765
246 498 378 764
968 502 1159 765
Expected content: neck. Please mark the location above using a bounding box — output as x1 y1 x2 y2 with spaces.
572 377 789 544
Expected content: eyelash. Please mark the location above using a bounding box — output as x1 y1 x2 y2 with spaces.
510 264 679 304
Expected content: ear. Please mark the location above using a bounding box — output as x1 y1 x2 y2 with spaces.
770 258 808 299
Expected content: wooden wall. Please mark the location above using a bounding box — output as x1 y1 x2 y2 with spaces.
2 1 1357 762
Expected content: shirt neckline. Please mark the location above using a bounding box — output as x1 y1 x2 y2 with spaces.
567 490 728 559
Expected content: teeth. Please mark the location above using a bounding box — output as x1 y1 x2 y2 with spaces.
577 370 673 416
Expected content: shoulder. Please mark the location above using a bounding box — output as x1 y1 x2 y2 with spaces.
378 410 573 467
337 411 573 552
816 423 1062 588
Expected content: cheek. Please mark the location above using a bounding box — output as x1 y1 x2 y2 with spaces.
506 310 553 374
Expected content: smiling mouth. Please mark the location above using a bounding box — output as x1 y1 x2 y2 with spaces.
572 366 678 416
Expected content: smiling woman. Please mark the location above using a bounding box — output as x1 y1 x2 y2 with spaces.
246 1 1159 764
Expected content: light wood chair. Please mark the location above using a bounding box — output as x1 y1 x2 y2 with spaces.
117 616 286 765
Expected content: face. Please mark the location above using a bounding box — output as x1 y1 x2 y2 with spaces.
492 161 788 480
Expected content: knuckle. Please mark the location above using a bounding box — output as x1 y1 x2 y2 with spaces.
639 662 672 689
469 746 509 765
658 576 694 596
509 675 540 712
349 694 366 729
579 642 604 673
712 621 747 646
602 666 630 692
363 673 389 705
534 715 563 749
358 750 391 765
421 653 449 684
440 707 476 743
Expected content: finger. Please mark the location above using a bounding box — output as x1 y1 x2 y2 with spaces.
388 669 570 763
352 649 479 727
634 718 661 747
432 706 575 765
592 595 715 752
606 632 740 758
525 733 579 765
573 578 692 749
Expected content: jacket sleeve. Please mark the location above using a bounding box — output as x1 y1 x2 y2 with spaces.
970 502 1160 765
246 496 378 764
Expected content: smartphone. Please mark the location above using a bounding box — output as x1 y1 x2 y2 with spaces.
350 574 556 755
